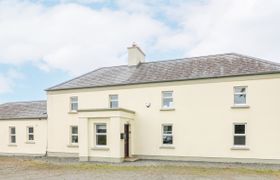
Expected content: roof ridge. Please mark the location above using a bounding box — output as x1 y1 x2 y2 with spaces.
229 53 280 67
144 53 280 66
141 53 236 64
0 100 46 106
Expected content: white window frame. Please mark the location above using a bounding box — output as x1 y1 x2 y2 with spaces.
233 123 247 147
109 94 119 109
26 126 34 142
234 86 247 105
9 126 16 144
162 124 173 145
70 96 78 112
95 123 107 147
70 126 78 145
162 91 174 109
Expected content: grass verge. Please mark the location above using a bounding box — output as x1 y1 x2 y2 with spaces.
1 157 280 176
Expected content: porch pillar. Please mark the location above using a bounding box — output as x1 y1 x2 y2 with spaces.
109 117 122 159
78 117 89 161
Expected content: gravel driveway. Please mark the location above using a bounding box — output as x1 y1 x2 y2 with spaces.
1 156 280 180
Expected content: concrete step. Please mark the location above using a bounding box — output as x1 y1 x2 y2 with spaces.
124 157 139 162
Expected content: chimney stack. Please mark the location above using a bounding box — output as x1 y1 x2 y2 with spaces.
127 43 145 66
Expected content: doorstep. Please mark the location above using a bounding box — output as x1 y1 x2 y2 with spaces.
124 157 139 162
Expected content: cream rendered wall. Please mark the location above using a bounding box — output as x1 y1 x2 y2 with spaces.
0 119 47 156
47 94 79 156
47 74 280 161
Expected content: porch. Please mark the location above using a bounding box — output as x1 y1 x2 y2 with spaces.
77 108 135 162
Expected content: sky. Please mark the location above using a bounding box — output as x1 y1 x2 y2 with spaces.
0 0 280 103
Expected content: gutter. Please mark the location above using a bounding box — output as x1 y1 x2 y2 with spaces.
0 117 48 121
45 71 280 92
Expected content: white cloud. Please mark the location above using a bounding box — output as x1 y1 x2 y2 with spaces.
0 0 280 79
0 69 24 94
0 1 168 75
162 0 280 62
0 76 12 94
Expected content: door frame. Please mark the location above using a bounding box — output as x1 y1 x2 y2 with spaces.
124 124 130 158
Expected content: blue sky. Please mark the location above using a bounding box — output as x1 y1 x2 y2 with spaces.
1 0 280 103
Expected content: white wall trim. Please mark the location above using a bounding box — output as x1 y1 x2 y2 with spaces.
134 154 280 164
47 151 78 158
0 153 45 157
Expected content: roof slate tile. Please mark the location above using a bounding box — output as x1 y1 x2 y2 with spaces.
0 101 47 120
47 53 280 91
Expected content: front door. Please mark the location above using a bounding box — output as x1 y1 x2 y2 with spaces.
124 124 129 158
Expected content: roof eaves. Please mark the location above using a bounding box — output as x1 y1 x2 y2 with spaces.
45 70 280 92
0 117 48 121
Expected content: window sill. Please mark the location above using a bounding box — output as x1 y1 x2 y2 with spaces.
67 144 79 148
231 105 250 109
91 146 110 151
8 144 17 147
25 141 35 144
160 145 175 149
231 146 250 150
160 108 175 111
68 111 78 114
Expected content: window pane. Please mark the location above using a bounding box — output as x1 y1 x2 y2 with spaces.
97 135 107 145
28 127 33 133
235 125 245 134
234 87 246 93
71 103 78 111
96 125 106 133
234 94 246 104
163 98 173 108
71 96 78 102
29 135 34 141
72 127 78 134
110 101 118 108
163 91 173 97
163 135 173 144
163 126 172 134
72 135 78 143
234 136 246 145
10 128 15 134
11 136 16 143
110 95 118 101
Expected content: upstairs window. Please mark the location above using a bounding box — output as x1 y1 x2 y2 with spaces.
9 127 16 144
70 126 78 144
27 127 34 142
234 87 247 105
109 95 118 108
162 125 173 145
233 124 246 146
70 96 78 111
162 91 173 109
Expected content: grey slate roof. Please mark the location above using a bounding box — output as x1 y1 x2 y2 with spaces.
0 100 47 120
47 53 280 91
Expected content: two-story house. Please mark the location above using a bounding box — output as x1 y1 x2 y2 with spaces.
1 44 280 163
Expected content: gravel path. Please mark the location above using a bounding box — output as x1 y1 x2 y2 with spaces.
1 156 280 180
